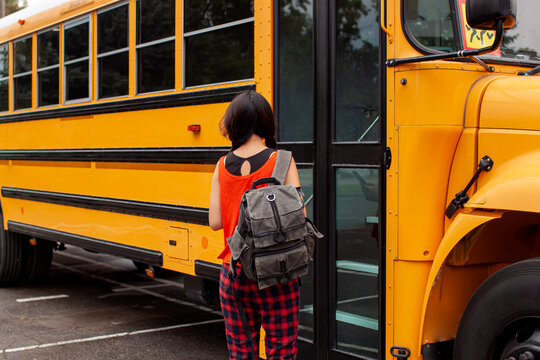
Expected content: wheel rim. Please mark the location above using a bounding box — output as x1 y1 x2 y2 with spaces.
498 318 540 360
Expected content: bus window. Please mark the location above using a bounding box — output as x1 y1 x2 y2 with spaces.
0 43 8 112
336 0 381 142
13 36 32 110
184 0 254 88
37 27 60 107
277 0 313 142
136 0 175 93
98 3 129 99
406 0 456 52
64 18 90 102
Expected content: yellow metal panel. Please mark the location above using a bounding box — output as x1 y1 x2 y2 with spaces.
468 131 540 213
417 211 501 353
175 0 183 90
394 67 486 126
32 33 36 109
166 226 189 261
59 23 64 104
254 0 273 103
0 103 230 149
128 0 135 96
480 76 540 131
444 128 478 229
0 162 213 209
8 41 12 112
463 75 502 128
91 10 97 102
397 125 461 260
392 260 432 358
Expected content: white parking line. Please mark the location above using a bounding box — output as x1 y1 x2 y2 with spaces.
0 318 224 354
16 294 69 303
51 261 222 316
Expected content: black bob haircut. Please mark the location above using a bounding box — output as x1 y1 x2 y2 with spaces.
220 90 277 151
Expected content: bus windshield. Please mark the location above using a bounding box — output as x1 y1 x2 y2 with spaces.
407 0 540 64
497 0 540 62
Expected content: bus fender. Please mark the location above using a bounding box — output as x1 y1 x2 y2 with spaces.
417 210 502 354
465 150 540 213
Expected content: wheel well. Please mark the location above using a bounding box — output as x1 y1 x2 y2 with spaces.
422 211 540 344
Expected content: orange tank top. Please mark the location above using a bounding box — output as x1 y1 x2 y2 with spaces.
217 151 277 263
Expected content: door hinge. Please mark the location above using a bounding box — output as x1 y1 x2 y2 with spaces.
384 147 392 170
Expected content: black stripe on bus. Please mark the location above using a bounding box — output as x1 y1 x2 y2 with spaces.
7 221 163 266
0 85 255 124
194 260 222 281
1 187 209 226
0 147 229 164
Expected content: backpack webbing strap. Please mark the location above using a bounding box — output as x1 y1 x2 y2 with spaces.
272 150 292 185
228 263 258 360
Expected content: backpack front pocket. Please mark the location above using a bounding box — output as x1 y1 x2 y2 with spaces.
253 241 309 289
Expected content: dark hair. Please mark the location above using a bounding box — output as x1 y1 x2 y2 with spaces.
220 90 277 150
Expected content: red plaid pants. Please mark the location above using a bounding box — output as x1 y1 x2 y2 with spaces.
219 262 300 360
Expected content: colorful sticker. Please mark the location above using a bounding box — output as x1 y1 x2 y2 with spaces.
458 0 500 55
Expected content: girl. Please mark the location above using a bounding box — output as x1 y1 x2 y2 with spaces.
209 90 302 360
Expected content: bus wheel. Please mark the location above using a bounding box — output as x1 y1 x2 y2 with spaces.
0 227 25 286
22 237 54 284
454 258 540 360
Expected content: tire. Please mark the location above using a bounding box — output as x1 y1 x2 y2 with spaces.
0 219 24 286
454 258 540 360
21 237 54 284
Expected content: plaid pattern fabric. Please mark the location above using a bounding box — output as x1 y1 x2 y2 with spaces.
219 262 300 360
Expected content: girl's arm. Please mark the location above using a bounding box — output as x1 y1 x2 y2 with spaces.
208 161 223 230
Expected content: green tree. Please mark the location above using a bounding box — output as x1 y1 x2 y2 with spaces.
5 0 27 16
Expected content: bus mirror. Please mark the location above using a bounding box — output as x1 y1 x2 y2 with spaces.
466 0 516 30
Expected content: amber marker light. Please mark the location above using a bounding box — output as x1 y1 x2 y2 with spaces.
145 266 155 278
29 238 37 246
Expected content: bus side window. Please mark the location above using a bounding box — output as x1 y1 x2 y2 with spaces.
135 0 175 94
97 3 129 99
0 43 8 112
64 18 90 103
37 27 60 107
13 36 32 110
183 0 254 88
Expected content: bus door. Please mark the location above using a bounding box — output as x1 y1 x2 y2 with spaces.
277 1 384 359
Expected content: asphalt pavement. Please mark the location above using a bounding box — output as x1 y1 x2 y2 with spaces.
0 246 229 360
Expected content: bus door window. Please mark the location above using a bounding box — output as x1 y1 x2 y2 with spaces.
97 3 129 99
37 27 60 107
277 0 314 142
136 0 175 93
183 0 254 88
64 18 90 103
335 0 380 143
13 36 32 110
0 43 8 112
335 168 380 357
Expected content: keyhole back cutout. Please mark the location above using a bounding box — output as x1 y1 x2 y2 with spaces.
240 160 251 176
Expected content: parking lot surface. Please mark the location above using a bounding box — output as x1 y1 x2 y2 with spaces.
0 246 229 360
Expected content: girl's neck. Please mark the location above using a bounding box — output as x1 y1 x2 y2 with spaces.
233 134 267 158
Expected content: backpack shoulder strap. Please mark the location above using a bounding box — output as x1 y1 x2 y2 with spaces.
271 150 292 185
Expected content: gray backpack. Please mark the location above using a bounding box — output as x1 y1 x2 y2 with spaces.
227 150 323 289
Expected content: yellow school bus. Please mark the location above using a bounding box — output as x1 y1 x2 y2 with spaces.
0 0 539 359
